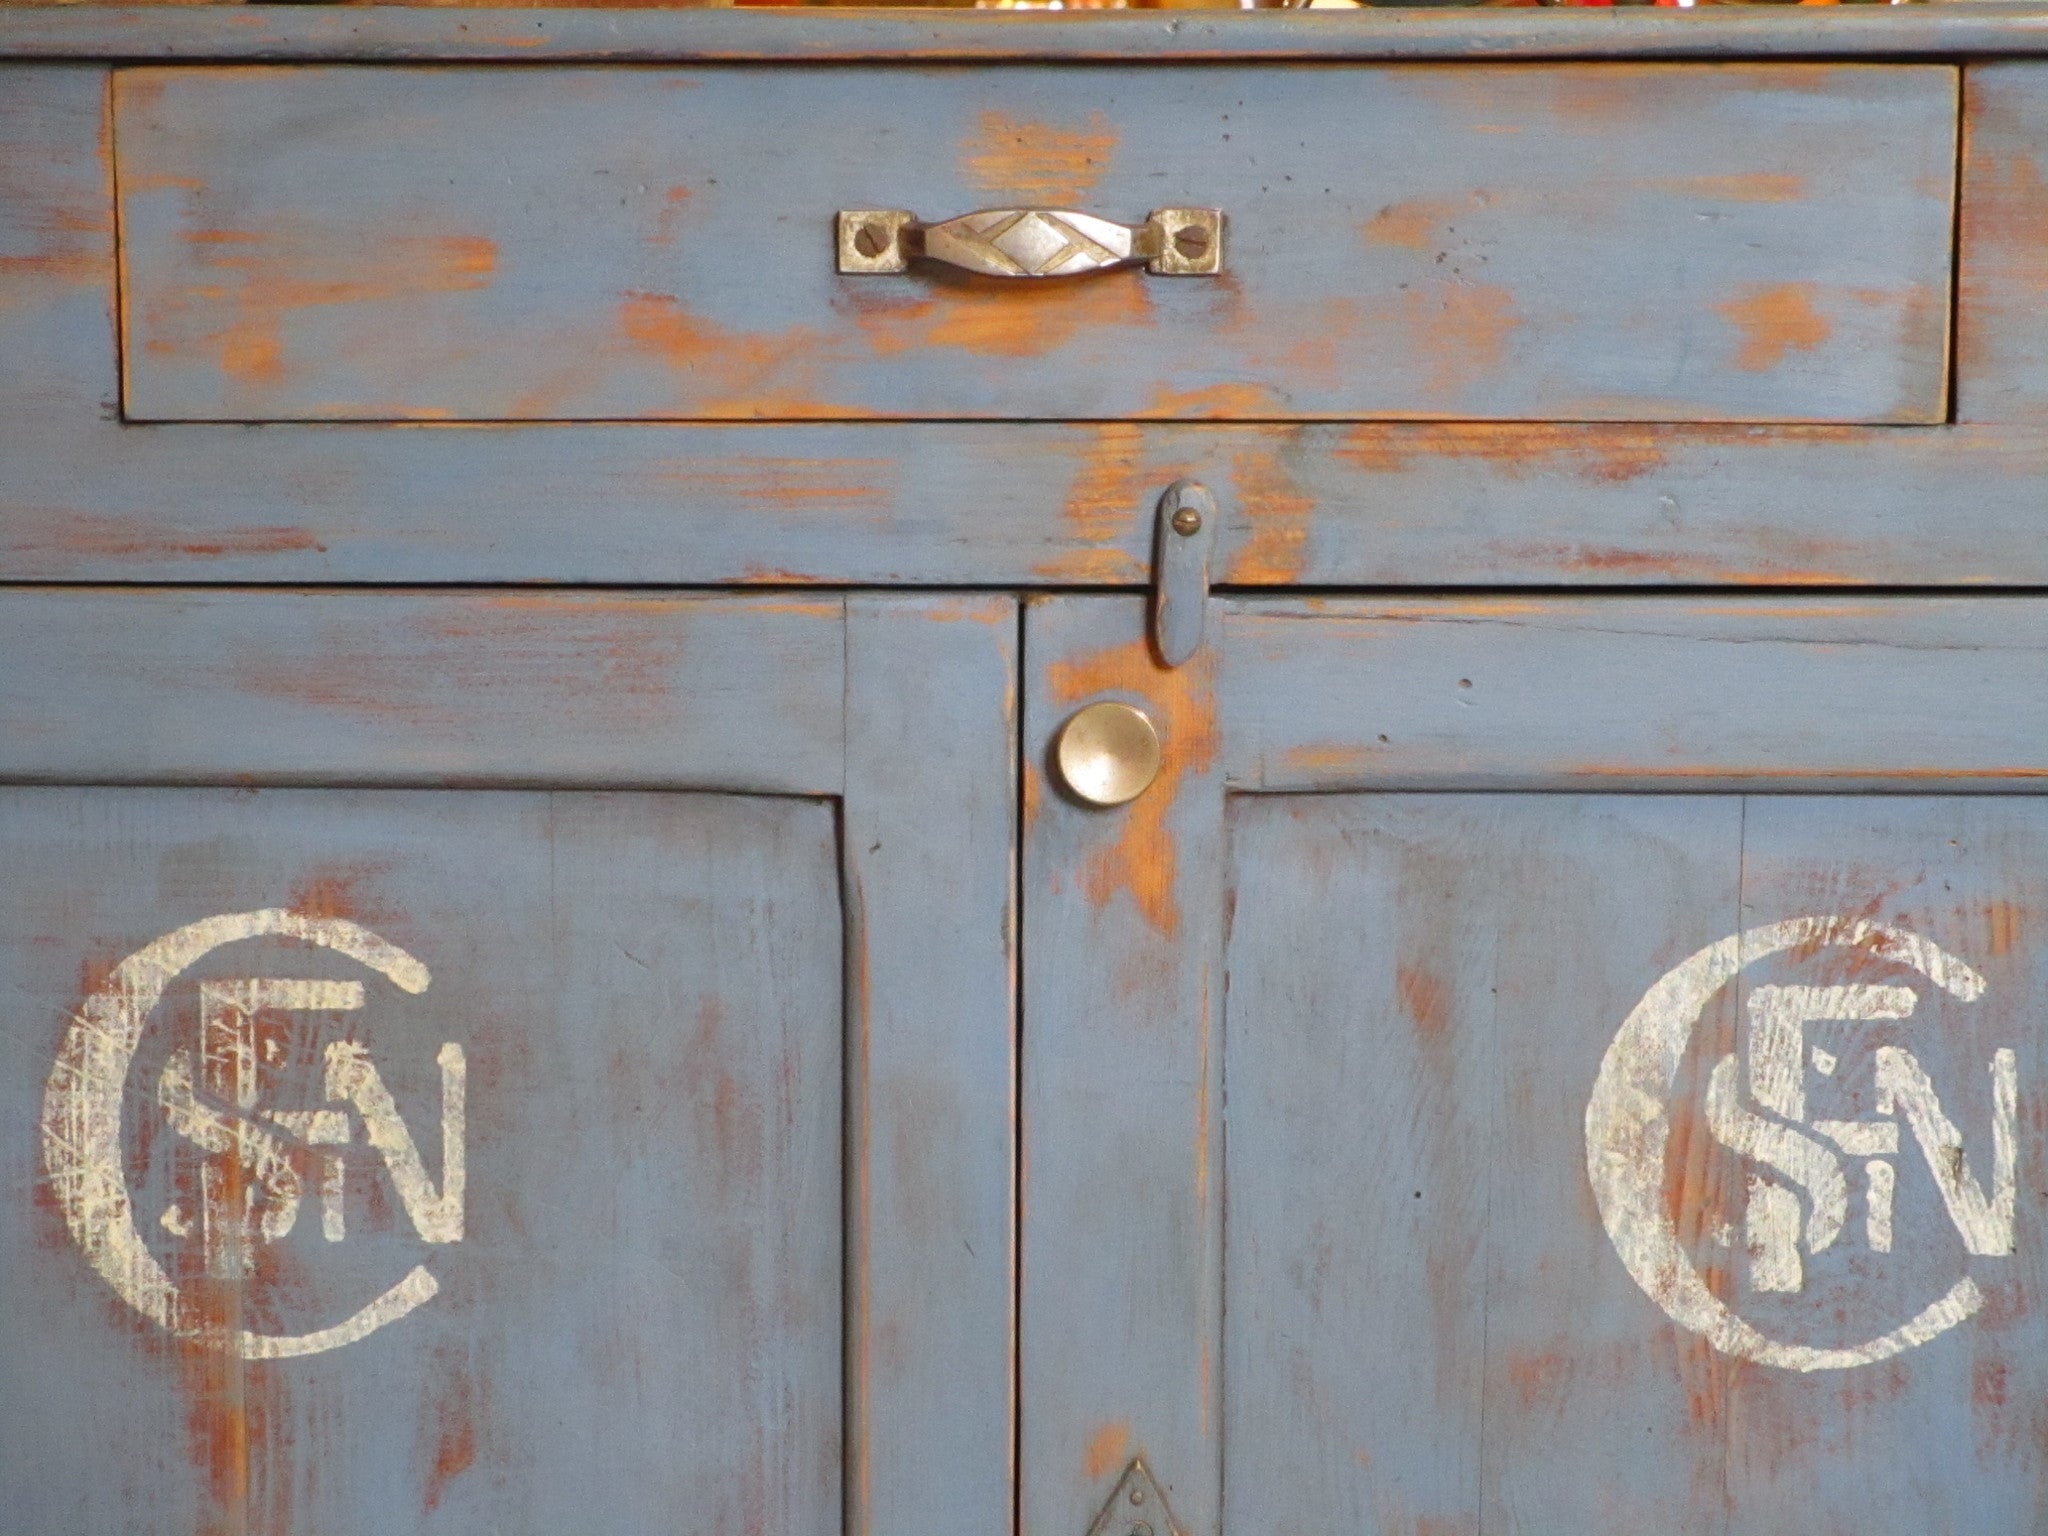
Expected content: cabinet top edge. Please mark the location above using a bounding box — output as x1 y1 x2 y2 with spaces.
3 3 2047 65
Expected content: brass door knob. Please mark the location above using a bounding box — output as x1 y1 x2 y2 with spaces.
1055 701 1162 808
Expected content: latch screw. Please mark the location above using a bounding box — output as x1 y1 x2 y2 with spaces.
1169 505 1203 537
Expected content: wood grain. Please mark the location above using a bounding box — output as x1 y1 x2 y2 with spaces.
1225 597 2048 792
1224 794 1745 1536
0 787 844 1535
1961 63 2048 423
22 416 2048 587
845 595 1018 1536
1020 596 1224 1536
1223 793 2048 1533
0 589 847 790
0 78 2033 593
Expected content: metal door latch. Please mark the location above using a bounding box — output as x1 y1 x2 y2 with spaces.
1151 479 1216 669
1086 1456 1184 1536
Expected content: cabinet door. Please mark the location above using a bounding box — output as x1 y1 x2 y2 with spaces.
0 590 1015 1536
1023 595 2048 1536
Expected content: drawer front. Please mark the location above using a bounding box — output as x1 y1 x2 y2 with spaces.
115 63 1956 424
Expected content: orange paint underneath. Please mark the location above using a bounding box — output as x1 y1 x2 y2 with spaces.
961 108 1117 206
1362 198 1463 251
847 267 1154 363
1045 635 1217 939
1082 1419 1132 1482
1223 440 1316 585
612 290 835 416
1334 422 1676 486
143 222 496 391
1717 282 1832 373
1049 422 1155 584
1396 964 1451 1041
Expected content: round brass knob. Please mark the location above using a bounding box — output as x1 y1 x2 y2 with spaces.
1055 700 1162 808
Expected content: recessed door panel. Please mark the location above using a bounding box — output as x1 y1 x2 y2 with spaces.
0 787 842 1534
1224 793 2045 1534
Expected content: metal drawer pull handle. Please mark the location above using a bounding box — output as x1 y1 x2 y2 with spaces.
837 207 1223 278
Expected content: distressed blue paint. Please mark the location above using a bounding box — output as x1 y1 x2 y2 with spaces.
0 592 1020 1534
0 589 847 791
115 65 1952 423
1223 597 2048 791
1223 793 2047 1535
0 787 844 1535
845 596 1018 1536
1961 64 2048 425
1020 596 1224 1536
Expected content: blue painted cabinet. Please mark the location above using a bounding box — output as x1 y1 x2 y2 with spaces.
5 13 2048 1536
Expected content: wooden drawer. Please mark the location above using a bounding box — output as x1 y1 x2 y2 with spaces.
115 63 1957 424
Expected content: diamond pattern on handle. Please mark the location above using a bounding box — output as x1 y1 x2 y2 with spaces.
924 208 1139 278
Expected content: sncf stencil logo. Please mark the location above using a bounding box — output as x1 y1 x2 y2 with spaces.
1587 916 2020 1372
42 910 465 1359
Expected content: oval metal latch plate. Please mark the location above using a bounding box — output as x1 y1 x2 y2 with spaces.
1151 479 1217 669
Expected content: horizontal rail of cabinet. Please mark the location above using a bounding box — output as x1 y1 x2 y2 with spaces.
12 6 2048 64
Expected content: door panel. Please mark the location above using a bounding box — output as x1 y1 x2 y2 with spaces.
0 591 1018 1536
1023 595 2048 1536
1226 794 2044 1534
2 787 843 1534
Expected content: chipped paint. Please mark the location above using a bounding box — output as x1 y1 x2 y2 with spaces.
610 289 843 417
961 108 1116 205
846 268 1155 363
1221 441 1316 585
1048 423 1154 583
1406 283 1523 399
138 222 496 390
41 909 452 1359
1045 635 1216 938
1333 422 1676 486
1363 199 1463 250
1718 283 1832 373
1144 381 1289 419
1082 1419 1132 1482
5 514 327 565
1587 915 2011 1371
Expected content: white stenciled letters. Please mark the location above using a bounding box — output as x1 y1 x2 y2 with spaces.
1587 915 2020 1372
42 909 467 1359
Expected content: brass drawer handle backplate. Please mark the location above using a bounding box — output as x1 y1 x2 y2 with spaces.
837 207 1224 278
